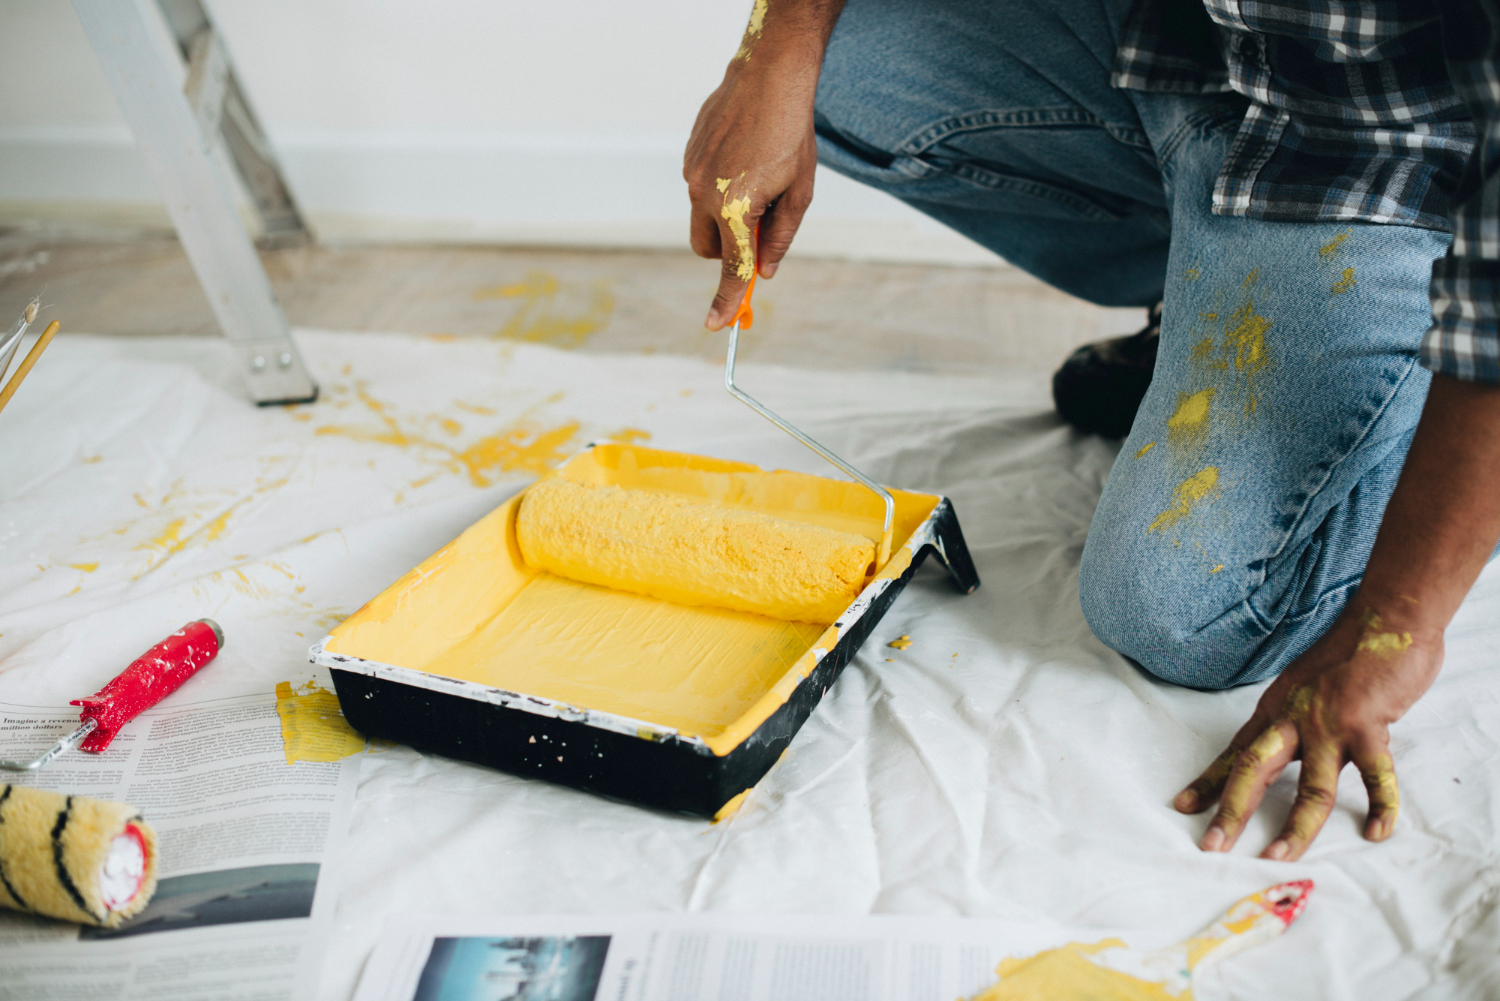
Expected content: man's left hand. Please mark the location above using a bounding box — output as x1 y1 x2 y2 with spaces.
1174 599 1442 861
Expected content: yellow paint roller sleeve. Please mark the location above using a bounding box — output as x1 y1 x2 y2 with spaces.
516 477 875 624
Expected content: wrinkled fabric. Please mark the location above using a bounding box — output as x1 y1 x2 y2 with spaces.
0 332 1496 1000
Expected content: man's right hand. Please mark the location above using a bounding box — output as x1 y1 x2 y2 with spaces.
683 1 846 330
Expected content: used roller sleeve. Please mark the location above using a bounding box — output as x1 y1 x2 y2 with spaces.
515 477 877 624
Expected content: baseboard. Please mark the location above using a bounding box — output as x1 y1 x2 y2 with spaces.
0 126 1006 267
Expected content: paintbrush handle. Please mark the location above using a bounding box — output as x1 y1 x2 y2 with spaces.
0 320 60 417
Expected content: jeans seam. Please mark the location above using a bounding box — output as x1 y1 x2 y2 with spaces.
927 160 1127 220
900 107 1147 155
1153 101 1247 170
1265 355 1421 569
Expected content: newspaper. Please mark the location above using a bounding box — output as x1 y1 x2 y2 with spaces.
0 693 360 1001
351 912 1078 1001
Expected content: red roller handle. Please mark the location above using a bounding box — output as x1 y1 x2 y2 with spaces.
70 619 224 752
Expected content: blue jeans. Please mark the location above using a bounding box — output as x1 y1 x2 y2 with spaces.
815 0 1451 688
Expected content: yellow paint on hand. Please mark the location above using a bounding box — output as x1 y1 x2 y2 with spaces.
969 940 1176 1001
1356 609 1413 658
888 635 913 650
608 428 652 445
516 476 875 623
734 0 769 61
274 681 367 765
717 177 756 281
1319 229 1351 257
1135 441 1156 458
69 562 98 573
1331 268 1356 295
1148 467 1220 533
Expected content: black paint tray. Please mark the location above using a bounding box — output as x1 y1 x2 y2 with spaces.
310 444 978 819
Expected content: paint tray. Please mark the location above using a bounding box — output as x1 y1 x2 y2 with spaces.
310 444 979 819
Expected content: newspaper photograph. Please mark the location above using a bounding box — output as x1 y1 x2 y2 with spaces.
351 911 1072 1001
0 692 361 1001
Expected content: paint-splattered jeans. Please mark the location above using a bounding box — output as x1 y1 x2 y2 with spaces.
814 0 1452 688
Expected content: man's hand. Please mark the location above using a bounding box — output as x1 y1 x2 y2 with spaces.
1175 602 1441 861
683 1 846 329
1176 374 1500 859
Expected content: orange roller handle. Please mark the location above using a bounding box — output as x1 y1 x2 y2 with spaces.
727 225 760 330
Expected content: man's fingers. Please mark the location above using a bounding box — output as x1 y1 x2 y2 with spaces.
1175 744 1238 814
706 218 755 330
1262 746 1341 861
1200 723 1296 852
689 206 722 262
757 178 813 279
1355 746 1400 841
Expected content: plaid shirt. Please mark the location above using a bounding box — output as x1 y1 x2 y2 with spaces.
1113 0 1500 383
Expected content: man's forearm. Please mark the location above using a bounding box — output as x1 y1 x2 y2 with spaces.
731 0 847 67
1355 374 1500 639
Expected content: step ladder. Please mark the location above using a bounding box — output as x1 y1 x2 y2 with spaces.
72 0 317 405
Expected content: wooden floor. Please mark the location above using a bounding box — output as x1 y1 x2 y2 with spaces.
0 222 1144 382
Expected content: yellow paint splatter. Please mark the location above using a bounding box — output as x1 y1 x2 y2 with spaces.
1320 229 1351 257
69 562 98 573
1332 268 1356 295
80 455 102 464
713 788 751 822
472 271 613 348
274 681 368 765
1223 300 1271 377
969 939 1176 1001
734 0 768 61
312 379 581 487
1210 564 1224 574
454 401 496 416
608 428 652 445
1148 467 1220 533
1356 609 1413 658
1190 336 1216 361
1135 441 1156 458
1166 388 1215 450
717 176 756 281
888 635 913 650
1183 267 1201 280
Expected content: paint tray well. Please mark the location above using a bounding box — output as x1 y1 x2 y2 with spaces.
311 444 979 818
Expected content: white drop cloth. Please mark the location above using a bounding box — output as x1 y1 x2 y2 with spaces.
0 330 1496 1000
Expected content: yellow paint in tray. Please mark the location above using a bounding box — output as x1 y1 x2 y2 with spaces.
327 445 939 755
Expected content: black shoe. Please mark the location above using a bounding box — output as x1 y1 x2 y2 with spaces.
1051 302 1162 439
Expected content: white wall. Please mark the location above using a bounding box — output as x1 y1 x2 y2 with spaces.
0 0 999 265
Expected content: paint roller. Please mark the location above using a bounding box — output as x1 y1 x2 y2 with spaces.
0 620 223 926
516 254 895 626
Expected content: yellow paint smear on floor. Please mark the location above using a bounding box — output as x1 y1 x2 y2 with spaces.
313 380 580 487
275 681 366 765
888 634 913 650
608 428 652 445
970 940 1177 1001
69 562 98 573
1149 467 1220 533
472 270 613 348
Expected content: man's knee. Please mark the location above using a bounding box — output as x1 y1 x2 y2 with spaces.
1078 531 1254 690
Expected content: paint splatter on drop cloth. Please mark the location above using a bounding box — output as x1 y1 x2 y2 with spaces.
888 635 913 650
608 428 652 445
1148 467 1220 534
275 681 367 765
969 881 1312 1001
